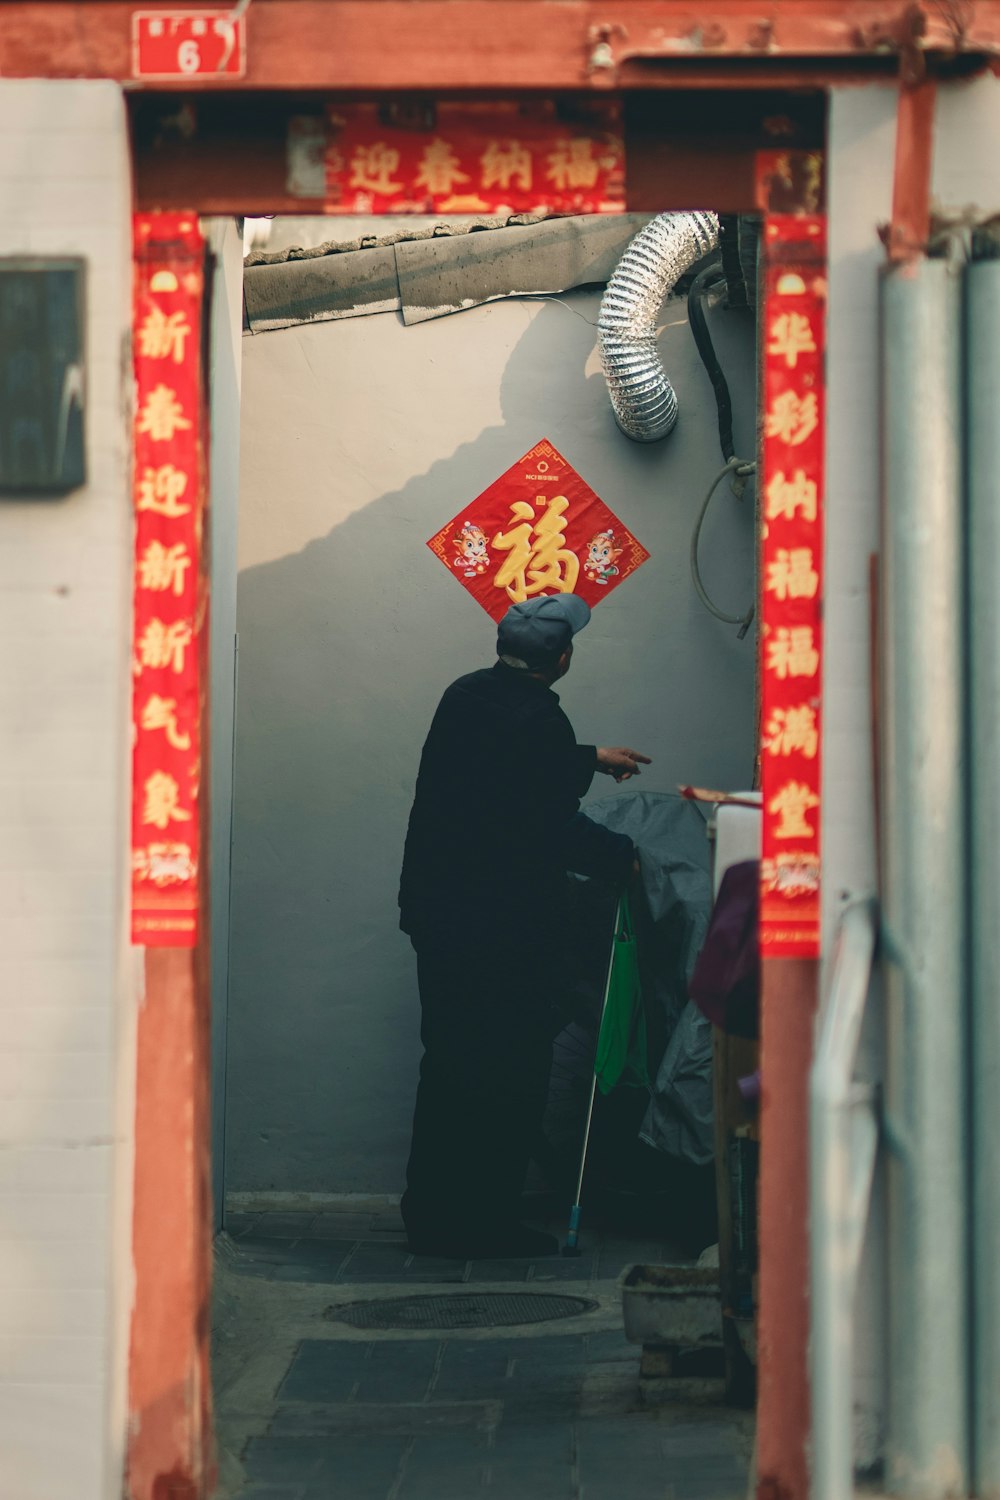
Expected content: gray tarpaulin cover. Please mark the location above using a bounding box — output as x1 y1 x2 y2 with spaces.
581 790 716 1166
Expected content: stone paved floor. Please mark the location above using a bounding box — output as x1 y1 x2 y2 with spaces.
212 1207 754 1500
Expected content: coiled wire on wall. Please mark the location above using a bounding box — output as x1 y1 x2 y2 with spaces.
686 247 756 638
690 458 756 639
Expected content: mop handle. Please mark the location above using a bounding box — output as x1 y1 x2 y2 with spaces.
570 894 623 1210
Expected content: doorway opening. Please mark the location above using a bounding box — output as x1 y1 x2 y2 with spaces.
209 200 762 1497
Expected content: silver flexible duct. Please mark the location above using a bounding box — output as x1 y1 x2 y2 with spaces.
598 211 719 442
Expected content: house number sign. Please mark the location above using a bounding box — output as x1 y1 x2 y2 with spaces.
132 10 246 79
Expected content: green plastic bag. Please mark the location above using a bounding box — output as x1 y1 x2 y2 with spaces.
594 893 648 1096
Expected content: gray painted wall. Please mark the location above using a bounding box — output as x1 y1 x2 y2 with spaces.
824 86 896 1473
226 278 757 1194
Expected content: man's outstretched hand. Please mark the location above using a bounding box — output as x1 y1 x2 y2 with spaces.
596 747 652 782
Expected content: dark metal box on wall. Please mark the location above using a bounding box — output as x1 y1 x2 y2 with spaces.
0 259 86 495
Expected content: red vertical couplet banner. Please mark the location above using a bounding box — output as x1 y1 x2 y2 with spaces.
758 213 826 958
131 213 206 946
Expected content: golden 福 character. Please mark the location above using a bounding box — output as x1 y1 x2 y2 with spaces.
137 384 192 444
348 142 404 196
137 464 191 518
492 495 580 604
766 312 817 370
137 306 192 364
764 704 819 759
140 695 192 751
491 501 536 603
544 138 600 192
481 140 532 192
765 469 818 524
142 771 193 831
137 541 192 599
766 390 819 448
136 618 192 675
765 546 819 602
416 140 469 197
766 625 820 681
768 779 820 840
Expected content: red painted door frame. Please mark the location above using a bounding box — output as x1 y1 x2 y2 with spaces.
127 221 215 1500
4 0 1000 85
128 950 214 1500
113 55 836 1500
757 958 819 1500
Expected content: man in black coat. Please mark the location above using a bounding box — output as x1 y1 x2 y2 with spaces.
398 594 650 1258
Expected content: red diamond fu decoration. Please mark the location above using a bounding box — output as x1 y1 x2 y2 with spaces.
427 439 650 623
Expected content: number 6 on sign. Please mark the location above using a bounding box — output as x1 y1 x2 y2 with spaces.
132 11 247 79
177 38 200 73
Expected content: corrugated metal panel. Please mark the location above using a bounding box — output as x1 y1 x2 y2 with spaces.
395 213 653 324
242 214 653 333
243 243 400 333
242 213 547 267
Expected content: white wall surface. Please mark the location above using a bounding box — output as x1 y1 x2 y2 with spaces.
823 75 1000 1476
933 72 1000 218
0 83 136 1500
227 276 758 1194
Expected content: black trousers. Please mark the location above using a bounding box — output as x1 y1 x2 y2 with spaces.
401 942 555 1243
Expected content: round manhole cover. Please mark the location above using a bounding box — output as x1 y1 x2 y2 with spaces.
324 1291 598 1331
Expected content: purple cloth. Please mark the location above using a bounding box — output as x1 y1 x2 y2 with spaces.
689 859 759 1039
738 1070 761 1105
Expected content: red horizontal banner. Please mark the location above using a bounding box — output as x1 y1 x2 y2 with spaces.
320 102 625 216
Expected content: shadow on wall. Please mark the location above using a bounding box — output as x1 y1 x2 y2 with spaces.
225 293 756 1198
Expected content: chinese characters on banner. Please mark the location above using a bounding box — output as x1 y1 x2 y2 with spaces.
759 213 826 958
131 214 205 946
321 103 624 216
427 439 649 623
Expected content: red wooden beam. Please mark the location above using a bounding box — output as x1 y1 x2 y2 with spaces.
886 77 938 262
3 0 1000 90
129 88 824 214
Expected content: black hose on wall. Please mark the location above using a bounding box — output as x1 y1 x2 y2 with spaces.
687 262 735 464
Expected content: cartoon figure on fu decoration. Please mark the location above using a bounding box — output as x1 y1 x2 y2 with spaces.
452 521 490 578
583 529 622 586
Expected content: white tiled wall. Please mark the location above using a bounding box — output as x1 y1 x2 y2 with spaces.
823 73 1000 1483
0 82 137 1500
